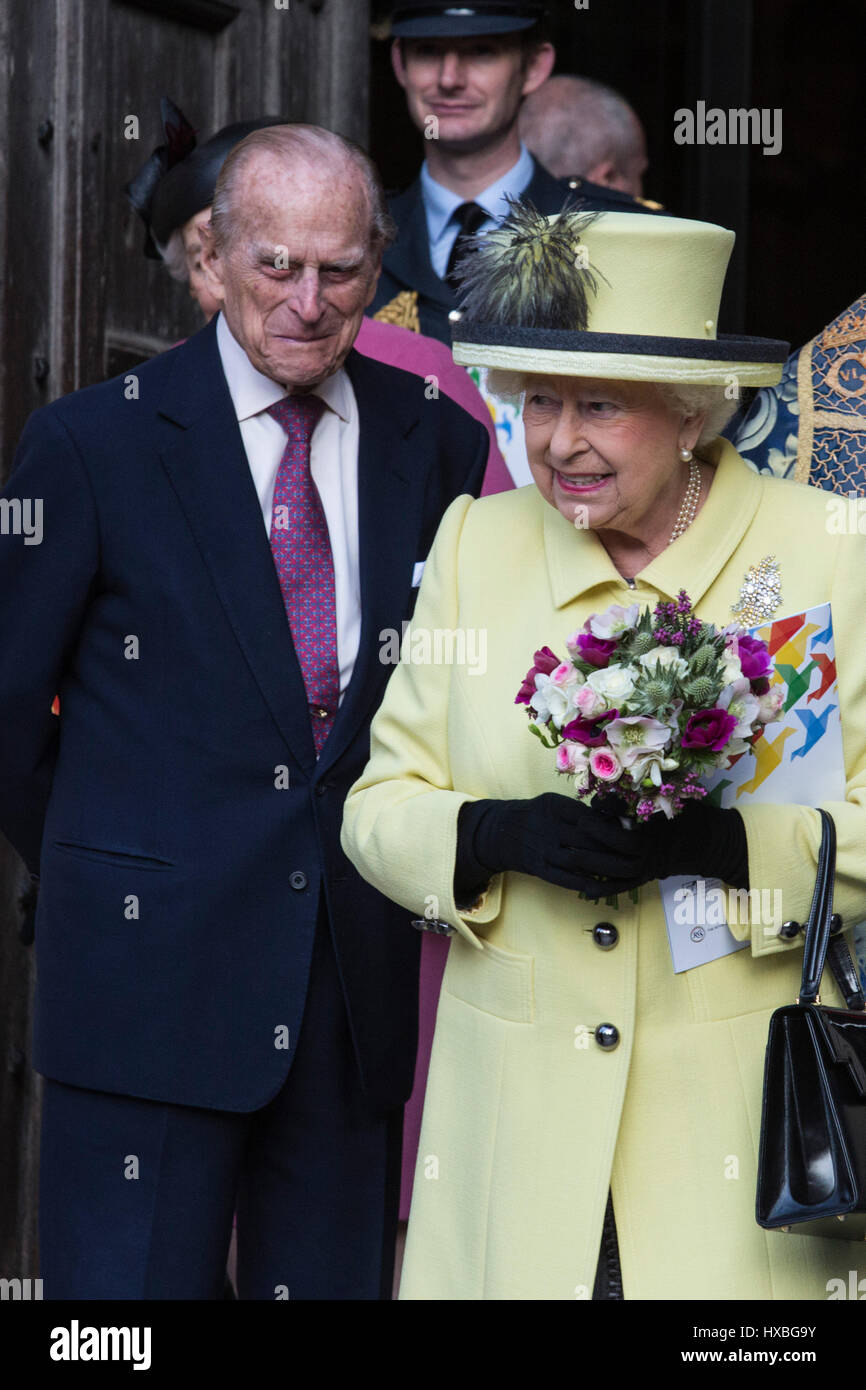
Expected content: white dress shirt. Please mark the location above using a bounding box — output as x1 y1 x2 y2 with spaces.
420 142 536 278
215 312 361 707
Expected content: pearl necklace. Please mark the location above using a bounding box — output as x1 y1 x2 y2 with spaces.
668 458 702 545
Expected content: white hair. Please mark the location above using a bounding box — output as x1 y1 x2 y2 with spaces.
485 371 739 448
156 228 189 282
210 124 396 258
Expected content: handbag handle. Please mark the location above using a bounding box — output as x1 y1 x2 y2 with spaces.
797 808 837 1005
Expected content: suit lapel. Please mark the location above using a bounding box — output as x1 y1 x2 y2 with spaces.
384 180 455 315
157 320 317 775
316 350 423 773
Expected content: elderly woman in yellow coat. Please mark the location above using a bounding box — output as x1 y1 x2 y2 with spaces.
341 205 866 1300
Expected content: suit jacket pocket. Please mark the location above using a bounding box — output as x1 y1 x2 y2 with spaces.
53 841 176 871
444 937 534 1024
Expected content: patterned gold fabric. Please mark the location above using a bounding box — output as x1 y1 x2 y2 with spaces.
372 290 421 334
730 294 866 493
796 294 866 492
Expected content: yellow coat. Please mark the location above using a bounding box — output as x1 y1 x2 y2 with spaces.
341 438 866 1300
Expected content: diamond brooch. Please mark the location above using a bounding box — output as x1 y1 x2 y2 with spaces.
730 556 782 625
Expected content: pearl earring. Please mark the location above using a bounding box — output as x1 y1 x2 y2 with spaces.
679 447 693 462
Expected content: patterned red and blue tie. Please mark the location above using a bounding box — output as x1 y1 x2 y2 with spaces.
267 394 339 755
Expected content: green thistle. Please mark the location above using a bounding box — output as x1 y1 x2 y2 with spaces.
691 643 720 673
626 630 656 658
682 676 718 704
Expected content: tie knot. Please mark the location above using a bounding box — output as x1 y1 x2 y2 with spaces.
268 393 326 443
453 201 488 236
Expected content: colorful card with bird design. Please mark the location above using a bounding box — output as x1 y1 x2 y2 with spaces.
661 602 845 972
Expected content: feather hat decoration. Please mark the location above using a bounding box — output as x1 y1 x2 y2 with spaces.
452 196 605 330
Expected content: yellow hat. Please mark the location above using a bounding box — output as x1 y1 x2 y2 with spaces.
450 203 787 386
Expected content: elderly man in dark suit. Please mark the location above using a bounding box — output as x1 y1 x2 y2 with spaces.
370 0 652 342
0 124 488 1299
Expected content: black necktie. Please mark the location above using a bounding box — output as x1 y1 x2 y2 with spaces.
445 201 488 288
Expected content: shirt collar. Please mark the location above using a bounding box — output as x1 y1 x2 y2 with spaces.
543 437 765 613
420 142 536 243
215 311 351 424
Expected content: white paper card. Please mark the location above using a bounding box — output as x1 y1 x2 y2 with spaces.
662 602 845 973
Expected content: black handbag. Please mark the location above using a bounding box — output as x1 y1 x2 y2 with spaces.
756 808 866 1239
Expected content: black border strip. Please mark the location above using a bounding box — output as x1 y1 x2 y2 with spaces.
451 325 789 362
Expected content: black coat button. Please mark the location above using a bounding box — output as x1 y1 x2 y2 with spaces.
595 1023 620 1050
289 871 308 891
592 922 619 950
778 920 801 939
315 783 330 797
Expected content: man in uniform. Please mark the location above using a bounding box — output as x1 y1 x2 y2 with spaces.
370 0 652 343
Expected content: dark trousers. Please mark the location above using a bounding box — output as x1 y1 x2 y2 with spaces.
39 899 402 1300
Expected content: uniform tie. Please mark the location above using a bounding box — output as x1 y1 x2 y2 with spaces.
267 394 339 755
445 200 488 287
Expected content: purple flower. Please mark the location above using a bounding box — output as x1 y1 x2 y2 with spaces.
681 708 738 752
562 709 618 747
575 632 618 668
735 634 773 683
516 646 561 705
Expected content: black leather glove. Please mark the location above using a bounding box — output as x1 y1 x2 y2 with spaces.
454 794 748 904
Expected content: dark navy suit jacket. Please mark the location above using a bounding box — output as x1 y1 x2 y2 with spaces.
369 155 654 342
0 316 487 1114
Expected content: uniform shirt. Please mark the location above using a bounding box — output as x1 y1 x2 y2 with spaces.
420 142 535 279
216 311 361 704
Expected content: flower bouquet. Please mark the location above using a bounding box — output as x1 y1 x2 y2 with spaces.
516 590 782 825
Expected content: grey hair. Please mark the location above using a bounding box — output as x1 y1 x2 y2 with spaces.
210 124 396 258
485 371 739 447
156 228 189 282
519 75 644 182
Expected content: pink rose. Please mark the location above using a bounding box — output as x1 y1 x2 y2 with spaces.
589 747 622 782
556 743 591 774
574 684 607 719
756 687 784 724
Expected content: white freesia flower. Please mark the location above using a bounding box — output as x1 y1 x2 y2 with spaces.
533 670 582 728
715 736 750 767
717 678 760 739
585 664 636 706
629 751 679 786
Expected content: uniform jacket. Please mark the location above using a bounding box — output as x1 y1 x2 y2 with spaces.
0 315 488 1115
369 156 653 343
342 438 866 1296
